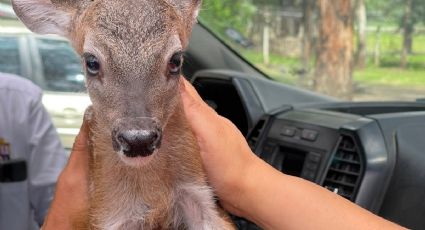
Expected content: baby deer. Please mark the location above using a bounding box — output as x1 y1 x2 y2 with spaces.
12 0 235 229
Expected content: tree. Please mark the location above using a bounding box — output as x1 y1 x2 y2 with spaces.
368 0 425 68
314 0 354 99
401 0 413 68
355 0 367 69
301 0 316 71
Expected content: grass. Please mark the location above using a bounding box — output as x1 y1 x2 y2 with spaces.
240 51 425 89
377 54 425 69
354 67 425 87
240 50 303 85
237 33 425 90
201 24 425 91
364 32 425 54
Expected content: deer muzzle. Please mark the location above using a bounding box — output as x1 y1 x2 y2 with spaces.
112 117 162 158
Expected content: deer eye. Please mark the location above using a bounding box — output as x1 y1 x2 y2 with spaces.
168 52 183 76
83 53 100 76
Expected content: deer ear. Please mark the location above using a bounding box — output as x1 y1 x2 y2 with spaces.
12 0 74 36
171 0 202 22
188 0 202 21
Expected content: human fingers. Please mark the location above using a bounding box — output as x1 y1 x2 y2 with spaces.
66 117 90 169
179 78 222 140
179 78 253 204
180 78 206 103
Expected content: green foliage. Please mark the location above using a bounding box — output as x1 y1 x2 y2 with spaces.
241 50 301 84
252 0 282 6
199 0 256 35
367 0 425 27
378 54 425 70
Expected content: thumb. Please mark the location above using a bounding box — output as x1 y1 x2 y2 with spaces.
179 78 218 120
179 78 220 139
67 115 90 169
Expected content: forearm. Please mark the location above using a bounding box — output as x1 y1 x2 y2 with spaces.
237 157 404 230
42 117 91 230
43 208 73 230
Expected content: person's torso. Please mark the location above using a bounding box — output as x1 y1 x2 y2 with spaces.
0 74 42 230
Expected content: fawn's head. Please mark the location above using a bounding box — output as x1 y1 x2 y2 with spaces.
13 0 201 166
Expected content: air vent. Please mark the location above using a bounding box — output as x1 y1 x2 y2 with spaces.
247 118 267 151
323 135 364 201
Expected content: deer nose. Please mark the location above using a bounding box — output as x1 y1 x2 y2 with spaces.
113 129 162 157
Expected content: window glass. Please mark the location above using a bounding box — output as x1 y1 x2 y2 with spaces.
0 36 21 76
36 38 85 92
199 0 425 101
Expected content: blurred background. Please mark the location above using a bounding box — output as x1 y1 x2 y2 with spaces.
0 0 90 149
199 0 425 101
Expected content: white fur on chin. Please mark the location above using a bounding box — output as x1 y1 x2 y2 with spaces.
118 150 156 167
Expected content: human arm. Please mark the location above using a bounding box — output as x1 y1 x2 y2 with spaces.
42 119 90 230
179 78 404 230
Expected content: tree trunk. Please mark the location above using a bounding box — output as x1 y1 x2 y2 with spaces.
355 0 367 69
302 0 315 72
401 0 413 68
314 0 354 99
374 26 382 67
262 7 271 65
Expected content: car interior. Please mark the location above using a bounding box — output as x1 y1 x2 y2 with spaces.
185 23 425 230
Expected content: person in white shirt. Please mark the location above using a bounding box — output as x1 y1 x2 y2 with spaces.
0 72 67 230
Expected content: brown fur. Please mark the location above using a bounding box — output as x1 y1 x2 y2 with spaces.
85 106 207 229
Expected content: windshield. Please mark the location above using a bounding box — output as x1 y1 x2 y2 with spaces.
199 0 425 101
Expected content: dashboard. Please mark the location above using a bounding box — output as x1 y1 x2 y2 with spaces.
191 69 425 230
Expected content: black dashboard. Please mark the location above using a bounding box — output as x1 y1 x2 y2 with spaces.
191 69 425 230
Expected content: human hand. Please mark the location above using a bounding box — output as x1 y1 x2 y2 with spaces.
180 79 407 230
179 79 259 216
42 116 90 229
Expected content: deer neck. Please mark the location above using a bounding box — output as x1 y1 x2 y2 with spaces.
88 103 205 226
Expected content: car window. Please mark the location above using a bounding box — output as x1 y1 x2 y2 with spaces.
36 38 85 93
199 0 425 102
0 36 21 76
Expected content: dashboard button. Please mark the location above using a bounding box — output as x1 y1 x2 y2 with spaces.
308 153 322 163
281 126 296 137
305 162 319 171
301 129 318 141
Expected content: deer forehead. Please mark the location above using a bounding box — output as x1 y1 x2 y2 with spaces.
93 2 173 36
79 1 183 66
